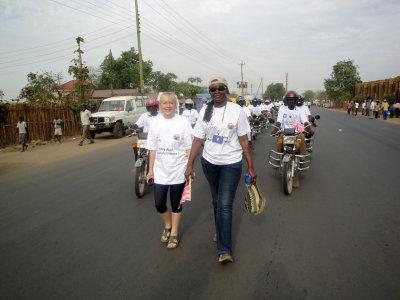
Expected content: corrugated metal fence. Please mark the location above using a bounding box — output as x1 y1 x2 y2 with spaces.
0 103 81 148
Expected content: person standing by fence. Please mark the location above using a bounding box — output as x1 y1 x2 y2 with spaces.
78 105 94 146
53 115 63 144
15 116 28 152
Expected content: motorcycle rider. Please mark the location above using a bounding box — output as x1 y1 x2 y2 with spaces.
237 96 253 149
271 91 313 162
132 98 159 133
181 99 199 128
249 98 261 117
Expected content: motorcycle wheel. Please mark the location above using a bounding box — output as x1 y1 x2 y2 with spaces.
282 159 293 195
135 164 146 198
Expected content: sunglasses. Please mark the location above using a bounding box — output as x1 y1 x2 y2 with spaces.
209 86 226 93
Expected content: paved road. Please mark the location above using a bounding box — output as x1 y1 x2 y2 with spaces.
1 108 399 299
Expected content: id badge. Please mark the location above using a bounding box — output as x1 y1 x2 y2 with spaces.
212 135 224 144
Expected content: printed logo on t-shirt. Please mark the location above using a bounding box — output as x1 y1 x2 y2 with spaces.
173 134 180 141
283 114 287 118
227 123 234 130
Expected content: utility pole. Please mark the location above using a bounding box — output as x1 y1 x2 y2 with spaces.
77 39 84 103
134 0 144 94
261 77 264 97
109 49 113 92
237 61 247 96
285 72 288 92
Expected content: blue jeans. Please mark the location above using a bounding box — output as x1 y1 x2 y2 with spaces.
201 157 242 255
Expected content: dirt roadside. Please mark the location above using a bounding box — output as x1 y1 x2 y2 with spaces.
0 133 134 176
328 107 400 125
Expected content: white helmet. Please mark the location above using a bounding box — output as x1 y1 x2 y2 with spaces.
185 99 194 105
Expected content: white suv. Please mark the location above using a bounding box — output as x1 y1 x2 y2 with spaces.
90 95 148 138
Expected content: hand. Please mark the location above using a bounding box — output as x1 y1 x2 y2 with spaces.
247 167 257 185
146 170 154 184
184 165 194 184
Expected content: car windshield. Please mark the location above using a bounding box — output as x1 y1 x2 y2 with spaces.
98 100 125 112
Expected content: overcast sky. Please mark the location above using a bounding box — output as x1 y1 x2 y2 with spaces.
1 0 399 100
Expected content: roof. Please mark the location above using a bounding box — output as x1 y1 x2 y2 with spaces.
58 80 78 91
91 89 139 99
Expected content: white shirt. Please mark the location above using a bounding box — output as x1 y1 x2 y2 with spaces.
16 121 27 134
355 102 359 109
80 109 92 126
181 109 199 126
370 102 375 110
135 112 159 133
193 102 250 165
259 104 269 112
277 106 308 130
54 119 62 129
297 105 311 118
241 106 251 118
362 102 366 109
146 115 192 184
249 104 261 116
266 103 274 112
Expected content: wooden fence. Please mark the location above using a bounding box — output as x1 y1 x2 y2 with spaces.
0 103 81 148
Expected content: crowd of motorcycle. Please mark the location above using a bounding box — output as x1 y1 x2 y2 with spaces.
130 91 320 198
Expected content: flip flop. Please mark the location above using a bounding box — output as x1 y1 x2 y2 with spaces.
161 227 171 243
167 235 179 249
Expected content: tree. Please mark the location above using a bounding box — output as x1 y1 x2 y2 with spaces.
68 37 91 102
264 83 285 100
98 47 153 90
150 71 178 92
303 90 316 101
187 77 202 86
175 81 204 98
0 90 4 103
316 90 328 101
19 71 63 103
324 60 361 101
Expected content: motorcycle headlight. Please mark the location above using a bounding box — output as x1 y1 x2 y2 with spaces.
104 117 110 123
283 136 295 144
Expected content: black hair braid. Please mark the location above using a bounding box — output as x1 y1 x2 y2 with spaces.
203 100 214 122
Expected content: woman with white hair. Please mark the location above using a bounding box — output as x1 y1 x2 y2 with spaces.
146 92 193 249
185 75 257 263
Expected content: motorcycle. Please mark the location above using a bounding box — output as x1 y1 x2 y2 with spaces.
249 116 261 140
131 131 151 198
305 115 320 152
268 121 313 195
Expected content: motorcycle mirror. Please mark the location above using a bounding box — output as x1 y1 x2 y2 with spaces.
315 115 320 120
269 118 275 124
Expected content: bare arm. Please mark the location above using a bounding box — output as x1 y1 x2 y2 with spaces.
146 150 156 183
238 135 257 184
184 137 203 182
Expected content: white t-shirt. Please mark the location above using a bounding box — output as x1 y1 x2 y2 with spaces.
146 115 193 184
370 102 375 110
135 112 159 133
80 109 92 126
16 121 27 134
193 102 250 165
266 103 274 112
248 104 261 116
277 106 308 130
54 119 62 129
297 105 311 118
362 102 366 109
241 106 251 118
181 109 199 126
355 102 359 109
259 104 269 112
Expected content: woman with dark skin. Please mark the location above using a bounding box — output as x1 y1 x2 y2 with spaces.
185 75 256 263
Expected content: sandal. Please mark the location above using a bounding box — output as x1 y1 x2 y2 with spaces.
167 235 179 249
161 227 171 243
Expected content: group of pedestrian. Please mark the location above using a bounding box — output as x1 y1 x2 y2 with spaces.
144 75 256 263
348 99 399 120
